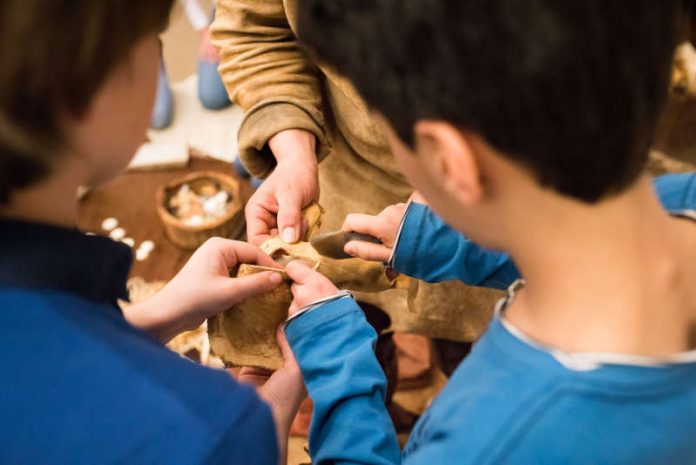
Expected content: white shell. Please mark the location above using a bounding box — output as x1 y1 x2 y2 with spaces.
101 218 118 231
139 240 155 252
183 215 205 226
109 228 126 240
121 237 135 248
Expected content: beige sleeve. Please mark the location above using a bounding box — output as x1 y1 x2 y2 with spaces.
211 0 331 178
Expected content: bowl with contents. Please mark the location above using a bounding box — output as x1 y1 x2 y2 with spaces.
156 171 244 250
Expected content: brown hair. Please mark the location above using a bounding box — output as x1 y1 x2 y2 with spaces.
0 0 174 204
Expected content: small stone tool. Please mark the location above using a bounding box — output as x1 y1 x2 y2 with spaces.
309 230 381 259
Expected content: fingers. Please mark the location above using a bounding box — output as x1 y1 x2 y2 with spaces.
245 193 278 245
246 208 276 246
208 239 279 269
342 213 385 238
238 367 274 387
285 260 338 313
343 204 406 247
276 187 304 243
228 271 283 306
284 260 319 285
344 240 392 262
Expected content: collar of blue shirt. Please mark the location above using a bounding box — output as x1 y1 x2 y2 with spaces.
0 218 132 309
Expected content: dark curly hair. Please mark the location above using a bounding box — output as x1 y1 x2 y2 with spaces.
0 0 174 205
297 0 685 202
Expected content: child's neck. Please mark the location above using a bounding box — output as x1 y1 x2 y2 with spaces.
504 176 696 356
0 155 87 228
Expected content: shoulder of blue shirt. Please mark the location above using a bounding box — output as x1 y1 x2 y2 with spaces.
0 288 278 465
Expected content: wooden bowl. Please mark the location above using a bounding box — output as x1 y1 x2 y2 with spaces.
156 171 244 250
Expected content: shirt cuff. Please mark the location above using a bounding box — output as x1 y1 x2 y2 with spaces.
284 290 353 326
386 200 412 268
388 201 429 273
284 293 361 344
237 101 332 179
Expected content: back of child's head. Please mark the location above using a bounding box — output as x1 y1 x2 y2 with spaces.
0 0 174 205
297 0 686 202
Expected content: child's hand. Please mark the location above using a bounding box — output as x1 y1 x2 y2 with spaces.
238 327 306 464
285 261 339 316
125 238 284 341
342 203 408 262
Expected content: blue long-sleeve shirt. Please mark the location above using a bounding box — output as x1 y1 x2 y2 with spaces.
391 173 696 289
0 220 277 464
285 172 696 465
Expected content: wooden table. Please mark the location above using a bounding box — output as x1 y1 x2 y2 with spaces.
78 154 253 283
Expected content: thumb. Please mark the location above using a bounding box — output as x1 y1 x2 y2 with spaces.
227 271 284 306
277 187 304 243
284 260 317 285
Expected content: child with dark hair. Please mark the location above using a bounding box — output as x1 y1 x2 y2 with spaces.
276 0 696 463
0 1 301 463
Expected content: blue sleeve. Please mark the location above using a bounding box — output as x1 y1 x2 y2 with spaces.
204 395 279 465
284 297 401 465
654 172 696 213
389 174 695 291
391 203 519 289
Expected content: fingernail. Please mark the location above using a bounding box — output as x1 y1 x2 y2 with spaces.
282 227 296 243
269 272 283 284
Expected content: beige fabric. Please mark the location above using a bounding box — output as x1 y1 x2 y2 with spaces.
262 238 396 292
209 263 293 369
209 238 397 369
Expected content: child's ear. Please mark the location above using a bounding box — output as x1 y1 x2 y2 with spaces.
413 121 482 206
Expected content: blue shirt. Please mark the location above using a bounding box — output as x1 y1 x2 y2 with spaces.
0 220 277 464
284 173 696 464
392 173 696 289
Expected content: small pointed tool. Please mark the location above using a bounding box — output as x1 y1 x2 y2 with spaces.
309 230 381 259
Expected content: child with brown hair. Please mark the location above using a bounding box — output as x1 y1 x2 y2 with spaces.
0 2 300 463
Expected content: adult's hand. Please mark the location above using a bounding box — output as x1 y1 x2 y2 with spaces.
245 129 320 245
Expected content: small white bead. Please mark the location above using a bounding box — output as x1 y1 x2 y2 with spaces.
139 240 155 252
101 218 118 231
109 228 126 240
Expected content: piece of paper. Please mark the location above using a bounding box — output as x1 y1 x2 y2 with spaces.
128 142 190 171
